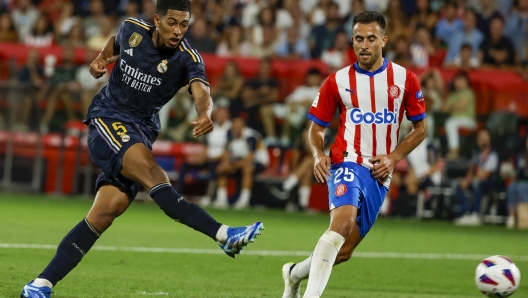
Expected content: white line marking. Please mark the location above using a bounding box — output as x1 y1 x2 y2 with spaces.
1 243 528 261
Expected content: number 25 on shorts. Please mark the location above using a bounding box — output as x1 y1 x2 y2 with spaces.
334 167 354 184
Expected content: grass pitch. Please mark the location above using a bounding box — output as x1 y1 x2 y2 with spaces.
0 193 527 298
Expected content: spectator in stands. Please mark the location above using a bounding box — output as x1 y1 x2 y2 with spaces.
24 14 54 47
364 0 390 12
280 67 322 147
504 137 528 228
271 121 324 212
214 115 269 209
383 0 406 23
87 17 115 51
185 18 216 54
504 0 528 62
321 31 354 72
250 25 279 58
435 1 464 47
76 49 107 116
453 129 499 226
275 26 311 60
409 0 438 36
386 34 412 67
308 0 331 27
53 2 78 45
0 11 18 42
344 0 365 38
61 22 85 47
419 69 444 140
445 43 480 70
82 0 105 39
384 12 412 53
443 71 477 159
475 0 504 40
289 4 311 40
117 0 141 26
40 46 78 133
272 0 295 29
246 58 279 145
216 24 252 57
309 1 344 58
444 9 484 65
250 6 280 49
410 26 435 68
211 60 244 107
139 0 156 23
11 48 44 131
479 17 516 68
38 0 69 25
177 107 232 207
11 0 40 42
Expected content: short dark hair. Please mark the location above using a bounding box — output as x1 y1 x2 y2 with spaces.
353 11 386 32
307 68 321 77
460 43 472 50
156 0 191 16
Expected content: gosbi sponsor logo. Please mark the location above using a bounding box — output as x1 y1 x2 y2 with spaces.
350 108 398 125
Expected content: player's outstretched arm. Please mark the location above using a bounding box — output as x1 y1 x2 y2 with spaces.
89 35 120 79
190 82 214 137
370 118 427 180
308 120 331 183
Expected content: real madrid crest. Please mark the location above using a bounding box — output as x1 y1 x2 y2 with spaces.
129 32 143 47
157 59 168 73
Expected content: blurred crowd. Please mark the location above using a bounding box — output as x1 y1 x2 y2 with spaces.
0 0 527 225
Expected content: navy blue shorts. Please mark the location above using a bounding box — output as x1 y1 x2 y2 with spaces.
87 117 153 199
327 162 388 238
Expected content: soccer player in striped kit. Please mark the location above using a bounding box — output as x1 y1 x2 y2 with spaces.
282 11 427 298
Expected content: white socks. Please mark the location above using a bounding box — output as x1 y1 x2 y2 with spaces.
238 189 251 205
32 278 53 288
298 186 311 208
291 254 313 283
283 174 299 192
303 230 345 298
215 224 229 243
215 187 228 205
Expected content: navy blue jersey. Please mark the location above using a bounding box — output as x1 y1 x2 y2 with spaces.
83 17 209 141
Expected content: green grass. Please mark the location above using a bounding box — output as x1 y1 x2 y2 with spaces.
1 193 527 298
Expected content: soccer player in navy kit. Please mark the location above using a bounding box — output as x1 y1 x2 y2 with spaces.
20 1 264 297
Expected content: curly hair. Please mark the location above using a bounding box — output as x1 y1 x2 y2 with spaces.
156 0 191 16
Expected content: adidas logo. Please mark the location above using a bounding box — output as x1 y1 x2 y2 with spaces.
124 48 133 56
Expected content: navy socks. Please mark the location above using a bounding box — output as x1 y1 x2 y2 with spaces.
150 182 222 240
39 218 100 285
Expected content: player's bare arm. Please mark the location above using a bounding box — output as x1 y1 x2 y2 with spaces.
370 118 427 180
190 81 214 137
89 35 119 79
308 120 331 183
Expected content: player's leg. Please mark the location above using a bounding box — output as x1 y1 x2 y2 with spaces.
302 205 354 298
21 185 131 297
120 144 263 257
233 160 254 209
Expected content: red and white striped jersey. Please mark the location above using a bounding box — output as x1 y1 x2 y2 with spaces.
308 59 426 186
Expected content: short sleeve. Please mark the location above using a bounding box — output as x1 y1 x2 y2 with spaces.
404 71 426 121
308 73 339 127
114 21 126 49
181 40 210 88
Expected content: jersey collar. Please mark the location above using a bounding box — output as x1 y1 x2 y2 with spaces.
353 58 388 77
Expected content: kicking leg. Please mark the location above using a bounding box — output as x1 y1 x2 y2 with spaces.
120 143 263 257
22 185 131 297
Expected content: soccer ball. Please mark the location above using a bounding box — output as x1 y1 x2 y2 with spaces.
475 255 521 297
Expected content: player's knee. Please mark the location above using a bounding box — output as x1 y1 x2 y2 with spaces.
138 162 168 187
87 211 120 233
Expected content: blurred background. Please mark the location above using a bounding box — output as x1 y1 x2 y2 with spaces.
0 0 527 229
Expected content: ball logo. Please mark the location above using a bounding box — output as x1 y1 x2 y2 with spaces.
350 108 398 125
388 85 401 99
335 184 347 197
121 134 130 142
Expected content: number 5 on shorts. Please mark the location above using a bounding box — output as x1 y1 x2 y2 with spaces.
334 167 354 184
